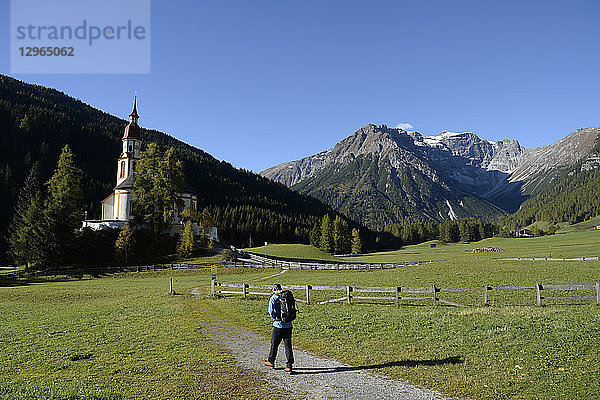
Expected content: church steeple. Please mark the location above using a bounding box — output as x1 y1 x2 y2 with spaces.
129 95 139 124
123 95 141 140
117 95 142 186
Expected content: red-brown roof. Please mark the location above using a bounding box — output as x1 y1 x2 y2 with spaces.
123 122 141 139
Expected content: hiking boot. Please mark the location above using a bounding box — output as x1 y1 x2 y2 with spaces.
284 366 293 374
263 360 274 368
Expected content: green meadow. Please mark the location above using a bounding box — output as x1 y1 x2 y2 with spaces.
1 231 599 399
245 229 600 262
0 269 285 400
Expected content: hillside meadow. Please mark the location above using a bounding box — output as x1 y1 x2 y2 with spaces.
1 232 599 399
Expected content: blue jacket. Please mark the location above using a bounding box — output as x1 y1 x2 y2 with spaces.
268 293 293 329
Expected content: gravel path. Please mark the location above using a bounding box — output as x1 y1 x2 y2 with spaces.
192 289 462 400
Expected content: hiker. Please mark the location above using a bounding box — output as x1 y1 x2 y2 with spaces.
264 283 295 373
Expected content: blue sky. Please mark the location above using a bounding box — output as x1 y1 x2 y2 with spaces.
2 0 599 172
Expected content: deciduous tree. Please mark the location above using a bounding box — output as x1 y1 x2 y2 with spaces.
132 143 184 233
177 220 195 258
115 222 134 265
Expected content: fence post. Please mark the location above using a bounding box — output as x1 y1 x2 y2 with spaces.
536 283 542 306
211 279 215 297
170 278 173 295
306 285 311 305
346 286 352 304
484 286 489 306
432 284 437 306
243 283 247 299
596 282 600 305
395 286 400 307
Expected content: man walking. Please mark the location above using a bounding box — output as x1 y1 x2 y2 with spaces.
264 284 294 374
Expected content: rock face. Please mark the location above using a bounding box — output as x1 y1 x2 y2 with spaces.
261 124 599 227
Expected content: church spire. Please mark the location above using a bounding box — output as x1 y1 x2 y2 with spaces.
129 95 139 124
123 94 141 140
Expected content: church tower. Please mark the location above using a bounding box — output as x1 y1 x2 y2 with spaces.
116 97 142 186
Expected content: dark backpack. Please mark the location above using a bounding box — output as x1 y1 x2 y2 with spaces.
279 290 297 323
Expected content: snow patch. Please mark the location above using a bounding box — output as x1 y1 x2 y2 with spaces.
446 200 458 220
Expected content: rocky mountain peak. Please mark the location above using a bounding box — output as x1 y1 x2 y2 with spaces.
261 123 599 224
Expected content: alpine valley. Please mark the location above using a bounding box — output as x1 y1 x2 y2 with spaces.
261 124 600 228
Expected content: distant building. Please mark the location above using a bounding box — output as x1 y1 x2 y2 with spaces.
515 228 533 238
82 97 217 241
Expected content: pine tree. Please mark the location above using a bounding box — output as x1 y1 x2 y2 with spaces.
319 214 333 253
309 223 320 247
115 222 134 265
8 162 45 267
332 216 349 254
44 145 84 267
351 228 362 254
177 220 195 258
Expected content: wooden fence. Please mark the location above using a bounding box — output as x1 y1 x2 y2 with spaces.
0 261 258 280
212 281 600 307
240 253 439 270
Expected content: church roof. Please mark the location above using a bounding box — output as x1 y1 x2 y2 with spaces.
123 122 141 139
123 96 141 139
115 174 134 190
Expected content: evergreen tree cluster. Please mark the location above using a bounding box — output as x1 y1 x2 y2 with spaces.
311 214 355 254
382 217 498 248
9 145 84 268
507 162 600 229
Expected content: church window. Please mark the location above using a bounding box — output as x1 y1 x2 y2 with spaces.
120 161 125 178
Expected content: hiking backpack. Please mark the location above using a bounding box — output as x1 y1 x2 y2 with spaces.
279 290 297 323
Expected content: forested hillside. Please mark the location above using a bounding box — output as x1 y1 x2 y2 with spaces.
507 134 600 228
0 75 355 260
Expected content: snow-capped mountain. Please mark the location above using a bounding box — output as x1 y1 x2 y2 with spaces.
260 124 598 227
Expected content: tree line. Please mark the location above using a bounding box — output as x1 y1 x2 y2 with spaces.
308 214 501 255
8 143 215 269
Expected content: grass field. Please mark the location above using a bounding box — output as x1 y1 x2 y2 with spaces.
245 229 600 263
2 231 599 399
0 269 288 400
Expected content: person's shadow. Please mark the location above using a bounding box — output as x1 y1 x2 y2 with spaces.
290 356 463 375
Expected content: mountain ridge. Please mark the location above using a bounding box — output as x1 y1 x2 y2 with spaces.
261 124 599 227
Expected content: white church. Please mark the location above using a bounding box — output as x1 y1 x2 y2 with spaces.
83 98 217 240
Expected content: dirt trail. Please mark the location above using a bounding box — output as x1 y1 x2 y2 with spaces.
192 288 462 400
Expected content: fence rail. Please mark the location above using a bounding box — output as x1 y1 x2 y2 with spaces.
240 253 440 270
0 261 262 280
212 281 600 307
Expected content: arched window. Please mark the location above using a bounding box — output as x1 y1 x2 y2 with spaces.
120 161 125 178
128 143 133 152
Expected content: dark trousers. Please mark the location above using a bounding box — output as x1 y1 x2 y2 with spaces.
268 327 294 367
